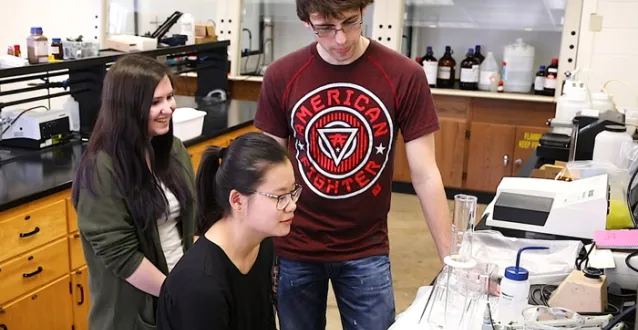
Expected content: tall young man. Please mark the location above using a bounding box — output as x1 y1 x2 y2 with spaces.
254 1 452 329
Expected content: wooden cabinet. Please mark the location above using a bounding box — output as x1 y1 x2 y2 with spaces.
188 125 262 173
0 199 67 263
466 123 517 192
393 118 467 189
0 125 259 329
0 238 70 305
71 267 90 330
434 118 467 188
391 94 554 193
69 232 85 271
188 148 205 173
466 124 548 192
0 276 74 330
392 133 411 183
66 197 77 233
513 126 547 174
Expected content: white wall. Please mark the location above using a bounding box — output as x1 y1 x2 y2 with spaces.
0 0 101 113
136 0 218 37
0 0 101 55
576 0 638 111
409 28 563 80
264 2 376 64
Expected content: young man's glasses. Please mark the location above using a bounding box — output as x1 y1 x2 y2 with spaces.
251 184 303 210
309 11 363 38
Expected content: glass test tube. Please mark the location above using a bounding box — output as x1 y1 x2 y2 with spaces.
450 194 477 263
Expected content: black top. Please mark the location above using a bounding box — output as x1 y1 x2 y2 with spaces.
157 236 276 330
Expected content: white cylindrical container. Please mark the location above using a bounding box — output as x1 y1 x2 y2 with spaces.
181 13 196 45
498 246 548 324
623 108 638 135
503 38 535 93
554 80 590 131
554 88 590 134
590 92 616 112
499 275 530 323
479 51 499 91
593 125 633 167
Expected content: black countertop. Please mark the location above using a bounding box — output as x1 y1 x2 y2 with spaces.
0 97 257 212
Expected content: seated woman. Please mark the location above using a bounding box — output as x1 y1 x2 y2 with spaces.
157 132 300 330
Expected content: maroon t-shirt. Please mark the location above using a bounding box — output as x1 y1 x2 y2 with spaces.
254 40 439 262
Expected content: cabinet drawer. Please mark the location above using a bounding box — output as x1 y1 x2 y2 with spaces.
0 199 68 263
69 232 86 271
0 275 73 330
0 238 70 305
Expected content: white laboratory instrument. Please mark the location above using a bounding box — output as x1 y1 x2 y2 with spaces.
1 108 72 149
485 174 609 240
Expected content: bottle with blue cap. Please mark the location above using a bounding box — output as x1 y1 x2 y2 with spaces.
497 246 548 323
26 26 49 65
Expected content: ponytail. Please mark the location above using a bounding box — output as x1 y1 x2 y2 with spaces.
194 132 289 236
195 146 224 235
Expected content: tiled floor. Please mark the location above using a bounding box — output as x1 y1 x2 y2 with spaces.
321 193 487 330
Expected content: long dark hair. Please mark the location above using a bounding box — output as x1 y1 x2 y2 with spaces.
72 54 192 231
196 132 289 235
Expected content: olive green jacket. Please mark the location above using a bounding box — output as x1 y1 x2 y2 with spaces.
73 137 196 330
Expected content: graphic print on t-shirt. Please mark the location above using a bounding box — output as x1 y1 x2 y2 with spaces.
290 83 394 200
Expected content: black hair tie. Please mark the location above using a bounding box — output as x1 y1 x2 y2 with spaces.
218 147 227 159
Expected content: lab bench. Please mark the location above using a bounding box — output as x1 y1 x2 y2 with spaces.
0 98 260 330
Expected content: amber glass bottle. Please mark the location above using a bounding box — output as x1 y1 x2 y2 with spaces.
437 46 456 89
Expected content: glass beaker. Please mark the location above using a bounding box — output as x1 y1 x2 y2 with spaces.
450 194 478 264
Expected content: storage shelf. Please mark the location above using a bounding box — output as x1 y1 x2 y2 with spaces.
0 40 231 79
429 89 556 103
227 75 556 103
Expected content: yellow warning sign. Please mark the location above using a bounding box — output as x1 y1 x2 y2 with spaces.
518 132 542 149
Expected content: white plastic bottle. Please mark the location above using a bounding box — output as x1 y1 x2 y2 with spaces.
498 246 548 324
502 38 535 93
593 125 633 167
553 81 590 135
479 52 499 91
63 96 80 132
181 13 196 45
590 92 616 112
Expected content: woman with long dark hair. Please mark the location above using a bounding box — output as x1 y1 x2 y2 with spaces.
156 132 300 330
72 54 196 330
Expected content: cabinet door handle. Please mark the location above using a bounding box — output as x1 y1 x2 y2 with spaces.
23 266 43 278
515 158 523 166
76 284 85 305
503 155 510 166
19 227 40 238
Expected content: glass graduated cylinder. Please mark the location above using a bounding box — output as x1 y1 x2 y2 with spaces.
450 194 478 263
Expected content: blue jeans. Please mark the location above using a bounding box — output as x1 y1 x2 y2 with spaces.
276 255 396 330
